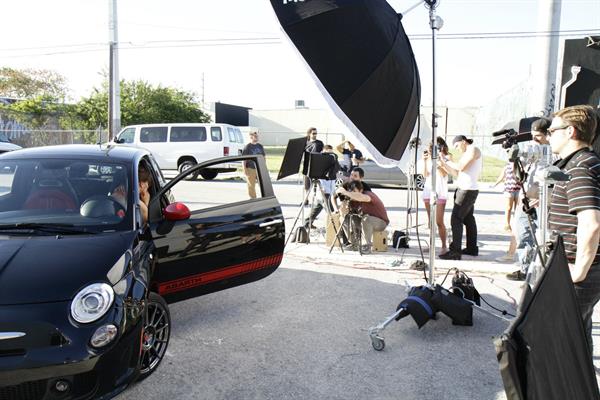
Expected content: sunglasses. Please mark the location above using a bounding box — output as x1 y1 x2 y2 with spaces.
547 125 571 135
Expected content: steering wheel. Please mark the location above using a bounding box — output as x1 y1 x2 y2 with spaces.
80 195 126 218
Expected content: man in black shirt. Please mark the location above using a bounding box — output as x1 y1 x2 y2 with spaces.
242 131 265 198
303 127 325 193
548 105 600 353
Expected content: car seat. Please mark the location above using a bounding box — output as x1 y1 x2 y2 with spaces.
23 169 78 210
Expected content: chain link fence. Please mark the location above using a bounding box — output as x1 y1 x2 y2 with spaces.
0 109 108 148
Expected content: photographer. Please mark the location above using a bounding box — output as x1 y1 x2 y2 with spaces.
303 145 339 228
505 118 551 280
335 181 389 254
303 127 325 194
547 105 600 354
438 135 482 260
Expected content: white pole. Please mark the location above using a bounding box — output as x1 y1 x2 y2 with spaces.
528 0 562 117
108 0 121 140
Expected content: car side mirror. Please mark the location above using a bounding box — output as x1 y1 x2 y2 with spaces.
114 138 125 144
163 202 191 221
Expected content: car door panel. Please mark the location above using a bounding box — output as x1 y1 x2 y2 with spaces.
149 155 284 304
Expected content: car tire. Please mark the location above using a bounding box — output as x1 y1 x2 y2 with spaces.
178 160 199 181
200 170 218 180
137 292 171 382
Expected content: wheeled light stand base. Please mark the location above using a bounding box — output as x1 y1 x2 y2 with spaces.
367 282 512 351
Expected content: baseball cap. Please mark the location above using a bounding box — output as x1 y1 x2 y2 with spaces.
452 135 473 145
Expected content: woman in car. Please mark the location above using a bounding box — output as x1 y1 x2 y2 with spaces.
138 164 151 224
111 163 151 224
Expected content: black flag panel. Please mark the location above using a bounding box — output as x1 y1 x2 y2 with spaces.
495 237 600 400
270 0 421 162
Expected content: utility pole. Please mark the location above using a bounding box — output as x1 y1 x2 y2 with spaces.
108 0 121 140
528 0 562 116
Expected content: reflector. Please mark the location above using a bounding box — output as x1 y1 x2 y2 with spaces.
270 0 421 162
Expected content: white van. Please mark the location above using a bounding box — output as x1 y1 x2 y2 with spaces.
114 123 245 180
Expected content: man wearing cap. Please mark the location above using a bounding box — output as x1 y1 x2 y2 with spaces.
242 131 265 199
438 135 482 260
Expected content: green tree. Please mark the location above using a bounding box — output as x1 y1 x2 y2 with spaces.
74 80 211 130
0 67 68 100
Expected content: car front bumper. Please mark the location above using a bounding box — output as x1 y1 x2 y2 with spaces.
0 300 143 400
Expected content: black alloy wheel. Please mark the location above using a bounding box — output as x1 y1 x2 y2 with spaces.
138 292 171 381
413 174 425 190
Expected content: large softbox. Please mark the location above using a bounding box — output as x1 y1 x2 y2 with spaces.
270 0 421 163
495 236 600 400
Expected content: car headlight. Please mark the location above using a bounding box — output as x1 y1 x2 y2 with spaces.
71 283 115 324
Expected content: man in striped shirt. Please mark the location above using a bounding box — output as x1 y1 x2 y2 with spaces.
548 105 600 353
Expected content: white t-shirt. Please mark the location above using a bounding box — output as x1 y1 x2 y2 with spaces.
422 155 449 200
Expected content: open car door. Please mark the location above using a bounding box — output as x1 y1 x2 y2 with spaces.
148 155 284 303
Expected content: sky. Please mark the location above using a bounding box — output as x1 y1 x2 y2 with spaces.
1 0 599 111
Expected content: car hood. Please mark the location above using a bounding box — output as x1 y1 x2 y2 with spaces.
0 142 22 151
0 232 136 305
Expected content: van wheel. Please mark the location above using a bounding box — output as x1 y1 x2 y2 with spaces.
200 170 218 180
179 160 199 180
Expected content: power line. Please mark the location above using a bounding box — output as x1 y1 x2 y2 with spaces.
0 29 598 58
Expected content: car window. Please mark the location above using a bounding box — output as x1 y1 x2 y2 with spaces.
170 127 207 142
169 159 263 212
0 158 132 232
147 155 167 188
211 127 222 142
140 127 168 143
0 162 18 196
117 128 135 144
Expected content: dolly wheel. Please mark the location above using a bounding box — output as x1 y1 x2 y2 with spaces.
371 336 385 351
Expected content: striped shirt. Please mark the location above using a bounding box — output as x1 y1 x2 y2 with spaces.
504 163 521 193
549 148 600 264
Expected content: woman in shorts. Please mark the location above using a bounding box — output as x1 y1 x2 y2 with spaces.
422 137 450 254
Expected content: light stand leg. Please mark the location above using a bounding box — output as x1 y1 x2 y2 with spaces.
285 186 314 246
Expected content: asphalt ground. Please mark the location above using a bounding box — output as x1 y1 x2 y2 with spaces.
117 179 600 400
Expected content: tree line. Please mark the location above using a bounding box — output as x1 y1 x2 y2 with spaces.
0 67 211 141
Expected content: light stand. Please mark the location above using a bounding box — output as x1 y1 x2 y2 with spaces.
426 0 443 286
368 1 511 351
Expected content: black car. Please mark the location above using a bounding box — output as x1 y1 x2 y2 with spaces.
0 145 284 399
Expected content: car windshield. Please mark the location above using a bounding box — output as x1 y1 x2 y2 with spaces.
0 158 132 233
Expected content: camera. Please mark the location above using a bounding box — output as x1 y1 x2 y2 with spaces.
493 129 519 149
491 128 534 149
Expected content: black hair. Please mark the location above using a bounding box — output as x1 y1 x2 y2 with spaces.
352 167 364 178
531 118 551 133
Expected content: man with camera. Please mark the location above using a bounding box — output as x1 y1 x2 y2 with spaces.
335 181 389 253
438 135 481 260
505 118 551 280
547 105 600 353
303 145 339 229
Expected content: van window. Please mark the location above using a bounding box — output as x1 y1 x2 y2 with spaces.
117 128 135 144
211 127 222 142
170 127 207 142
235 128 244 144
227 127 237 143
140 127 168 143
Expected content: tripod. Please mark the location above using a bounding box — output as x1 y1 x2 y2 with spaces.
285 178 344 251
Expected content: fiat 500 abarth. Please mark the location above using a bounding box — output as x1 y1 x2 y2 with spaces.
0 145 284 399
